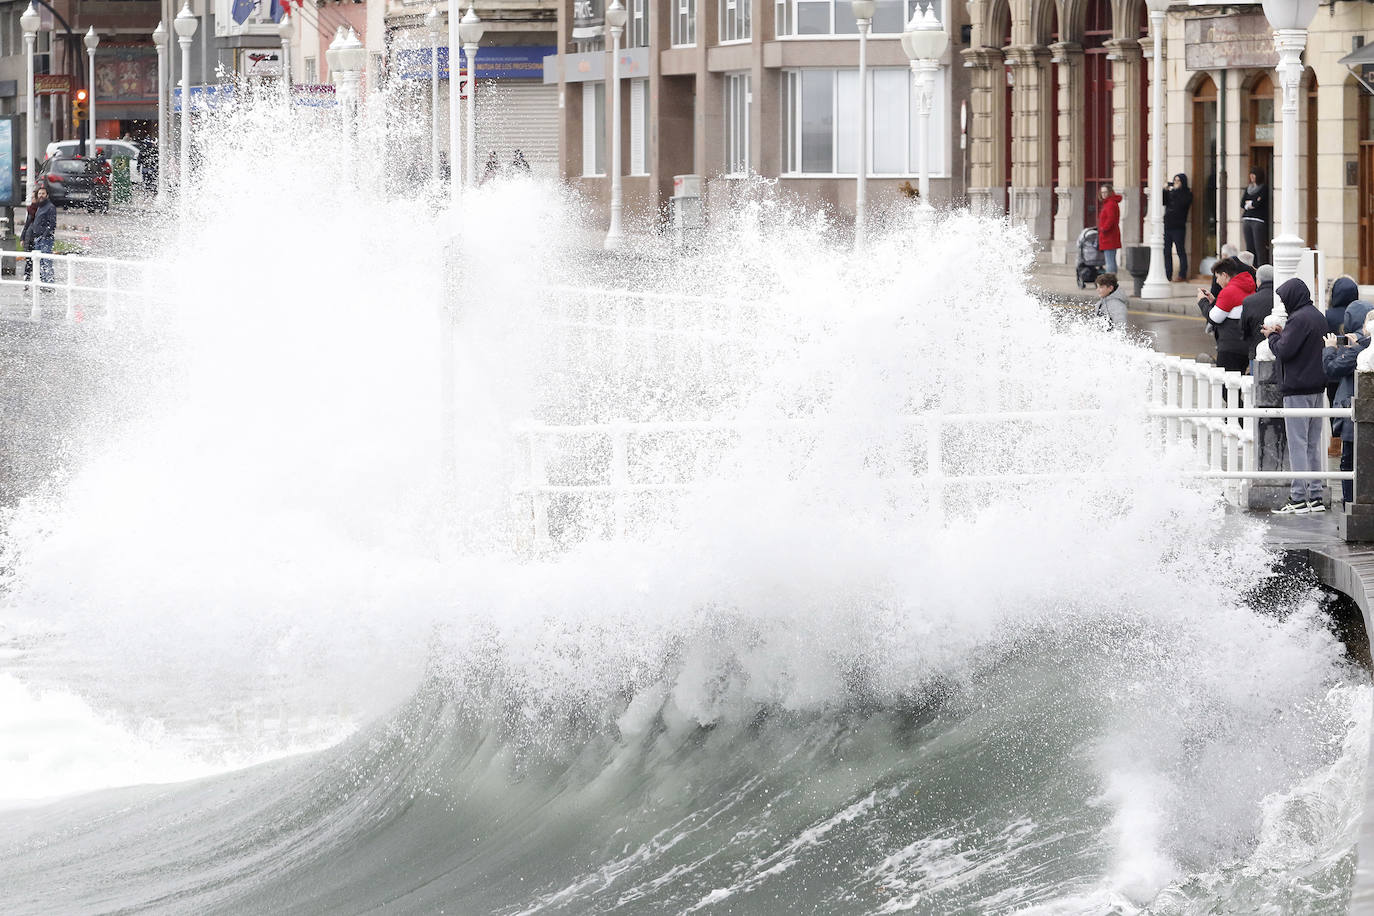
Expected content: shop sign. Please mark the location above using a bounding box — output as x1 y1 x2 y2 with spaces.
1184 13 1279 71
34 74 71 95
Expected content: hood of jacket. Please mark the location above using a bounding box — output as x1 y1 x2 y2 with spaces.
1277 277 1313 314
1347 300 1374 337
1173 174 1189 190
1330 277 1360 314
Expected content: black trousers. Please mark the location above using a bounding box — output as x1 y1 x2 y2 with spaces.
1243 219 1270 266
1163 227 1187 280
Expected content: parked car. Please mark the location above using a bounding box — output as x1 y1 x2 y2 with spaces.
39 156 110 212
44 139 140 184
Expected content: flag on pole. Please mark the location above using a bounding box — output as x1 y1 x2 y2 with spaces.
269 0 284 21
231 0 257 24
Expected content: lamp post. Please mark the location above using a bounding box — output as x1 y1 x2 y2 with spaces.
332 27 366 188
84 27 99 158
152 21 168 203
175 3 196 200
1261 0 1319 328
426 5 441 185
603 0 627 249
1140 0 1171 299
901 4 947 206
460 6 484 188
447 5 460 200
21 3 38 205
851 0 874 248
278 11 293 96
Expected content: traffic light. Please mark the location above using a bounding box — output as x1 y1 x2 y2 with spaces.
72 89 87 126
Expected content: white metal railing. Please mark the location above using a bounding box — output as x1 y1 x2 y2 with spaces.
541 283 778 375
511 347 1358 549
0 250 167 321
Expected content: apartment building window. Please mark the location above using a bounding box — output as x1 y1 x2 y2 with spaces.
775 0 934 36
725 73 750 175
782 67 946 176
583 81 606 176
630 0 650 47
630 79 649 175
721 0 751 42
671 0 696 46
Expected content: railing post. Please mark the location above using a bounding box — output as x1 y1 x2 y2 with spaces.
1210 373 1225 470
610 419 629 540
1340 370 1374 542
64 256 75 320
1165 361 1180 445
1248 356 1290 510
926 417 944 524
529 432 550 551
28 254 39 319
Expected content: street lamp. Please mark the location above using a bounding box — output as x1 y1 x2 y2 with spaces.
447 5 460 200
21 3 38 205
84 26 99 159
335 27 366 117
852 0 874 248
1140 0 1171 299
901 4 947 206
174 3 196 199
1261 0 1319 327
426 5 442 185
603 0 627 249
460 6 484 188
152 21 168 202
278 11 293 96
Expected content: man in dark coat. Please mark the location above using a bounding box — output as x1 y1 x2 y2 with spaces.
30 186 56 285
1241 167 1270 265
1262 277 1330 514
1162 173 1192 281
1324 276 1365 455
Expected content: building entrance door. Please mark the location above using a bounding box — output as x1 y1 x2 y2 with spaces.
1192 76 1217 279
1083 0 1112 230
1360 93 1374 284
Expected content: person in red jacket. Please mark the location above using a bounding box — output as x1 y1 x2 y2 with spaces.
1097 184 1123 274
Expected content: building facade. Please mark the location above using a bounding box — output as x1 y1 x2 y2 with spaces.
549 0 967 232
961 0 1374 284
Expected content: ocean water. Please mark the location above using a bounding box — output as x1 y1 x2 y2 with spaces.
0 92 1367 915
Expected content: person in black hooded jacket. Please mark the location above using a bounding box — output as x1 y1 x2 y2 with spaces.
1162 173 1192 281
1242 168 1270 265
1324 276 1365 455
1240 265 1274 369
1262 278 1330 513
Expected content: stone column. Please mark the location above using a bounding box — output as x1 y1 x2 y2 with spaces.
1105 37 1144 246
1341 370 1374 542
1249 358 1290 511
1005 44 1052 241
961 47 1006 216
1049 41 1083 264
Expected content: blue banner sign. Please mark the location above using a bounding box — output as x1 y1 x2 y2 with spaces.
394 46 554 81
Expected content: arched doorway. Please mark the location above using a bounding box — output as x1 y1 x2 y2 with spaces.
1192 74 1218 277
1358 82 1374 283
1246 72 1275 263
1083 0 1112 229
1305 70 1318 250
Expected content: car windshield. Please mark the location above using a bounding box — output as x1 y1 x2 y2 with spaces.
52 159 89 174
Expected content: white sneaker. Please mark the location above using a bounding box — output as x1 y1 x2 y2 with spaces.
1272 500 1311 515
1307 499 1326 513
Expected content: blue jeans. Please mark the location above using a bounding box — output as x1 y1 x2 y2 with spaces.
1283 392 1325 501
35 236 52 283
1103 248 1118 273
1163 227 1187 280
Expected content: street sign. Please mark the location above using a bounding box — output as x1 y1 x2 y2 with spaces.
1185 14 1279 71
33 75 71 96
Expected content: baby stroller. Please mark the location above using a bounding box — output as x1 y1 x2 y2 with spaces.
1075 227 1104 288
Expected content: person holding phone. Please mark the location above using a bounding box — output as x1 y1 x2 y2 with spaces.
1241 168 1270 265
1196 256 1255 373
1162 173 1192 281
1323 299 1374 503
